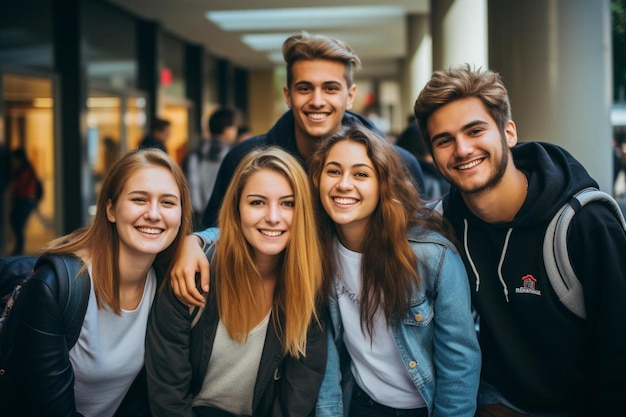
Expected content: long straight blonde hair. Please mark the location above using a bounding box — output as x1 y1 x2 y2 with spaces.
215 147 323 357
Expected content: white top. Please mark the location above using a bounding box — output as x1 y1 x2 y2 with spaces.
335 240 425 409
70 267 157 417
192 310 271 415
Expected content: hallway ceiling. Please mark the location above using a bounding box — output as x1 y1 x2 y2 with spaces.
106 0 429 78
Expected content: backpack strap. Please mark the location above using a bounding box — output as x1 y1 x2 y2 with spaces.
35 255 90 349
543 187 626 319
189 243 216 329
425 197 445 215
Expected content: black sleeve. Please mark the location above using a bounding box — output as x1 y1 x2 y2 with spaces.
114 367 150 417
145 283 195 417
278 318 327 417
394 145 426 198
13 265 82 416
567 202 626 415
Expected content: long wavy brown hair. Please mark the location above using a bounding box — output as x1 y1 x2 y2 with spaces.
309 125 451 336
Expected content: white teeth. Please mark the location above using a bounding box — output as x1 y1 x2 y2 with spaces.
308 113 328 120
334 197 357 205
260 230 282 237
457 159 482 170
137 227 162 235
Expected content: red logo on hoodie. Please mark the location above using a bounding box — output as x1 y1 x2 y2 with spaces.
515 274 542 296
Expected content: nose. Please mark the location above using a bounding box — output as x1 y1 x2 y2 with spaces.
336 173 353 191
265 203 280 224
455 136 474 157
146 201 162 221
310 88 325 107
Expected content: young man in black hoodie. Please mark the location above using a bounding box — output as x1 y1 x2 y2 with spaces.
414 65 626 417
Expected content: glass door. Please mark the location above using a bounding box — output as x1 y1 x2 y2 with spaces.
160 95 191 165
86 86 147 219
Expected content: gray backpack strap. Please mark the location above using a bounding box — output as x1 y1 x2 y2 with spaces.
426 198 445 215
543 187 626 319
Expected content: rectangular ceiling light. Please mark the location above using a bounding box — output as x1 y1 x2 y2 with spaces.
206 6 404 31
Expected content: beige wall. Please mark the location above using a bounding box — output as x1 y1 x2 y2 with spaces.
247 69 282 136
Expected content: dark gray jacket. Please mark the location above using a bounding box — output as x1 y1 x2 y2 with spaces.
145 272 327 417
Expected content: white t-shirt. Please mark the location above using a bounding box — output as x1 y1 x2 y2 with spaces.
70 267 156 417
335 240 426 409
192 311 270 415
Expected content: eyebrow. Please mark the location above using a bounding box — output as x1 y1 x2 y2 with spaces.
324 161 374 170
430 119 488 143
294 80 343 87
245 194 294 200
128 190 180 200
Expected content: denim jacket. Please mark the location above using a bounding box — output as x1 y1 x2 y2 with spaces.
316 228 481 417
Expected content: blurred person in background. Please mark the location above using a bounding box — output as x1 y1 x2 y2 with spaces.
185 107 238 228
138 118 171 153
8 148 39 255
396 117 450 200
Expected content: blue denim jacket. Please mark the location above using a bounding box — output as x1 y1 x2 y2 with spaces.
316 228 481 417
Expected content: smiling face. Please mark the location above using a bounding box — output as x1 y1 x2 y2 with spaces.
427 97 517 195
106 166 182 263
239 168 294 264
284 59 356 154
319 140 379 250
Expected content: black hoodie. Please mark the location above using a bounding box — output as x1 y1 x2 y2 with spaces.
444 142 626 415
201 110 424 228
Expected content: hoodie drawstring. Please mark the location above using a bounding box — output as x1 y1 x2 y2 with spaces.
463 219 481 292
497 229 513 302
463 219 512 303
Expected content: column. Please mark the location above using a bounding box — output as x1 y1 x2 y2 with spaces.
430 0 488 70
488 0 613 192
53 0 88 233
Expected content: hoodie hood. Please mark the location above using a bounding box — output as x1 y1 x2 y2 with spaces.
446 141 598 227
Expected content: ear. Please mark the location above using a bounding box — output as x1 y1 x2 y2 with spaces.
346 84 357 110
505 120 518 148
283 85 292 109
106 199 116 223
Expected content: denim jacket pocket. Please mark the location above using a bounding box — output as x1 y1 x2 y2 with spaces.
403 296 434 327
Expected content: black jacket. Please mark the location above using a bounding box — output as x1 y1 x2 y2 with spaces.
145 272 327 417
3 261 151 417
444 141 626 415
201 110 424 228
